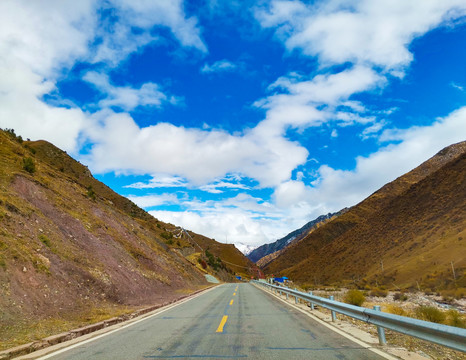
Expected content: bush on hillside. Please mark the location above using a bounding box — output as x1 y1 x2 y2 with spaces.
415 306 446 323
86 185 96 200
369 288 388 297
393 292 408 301
446 309 465 328
22 157 35 174
344 289 365 306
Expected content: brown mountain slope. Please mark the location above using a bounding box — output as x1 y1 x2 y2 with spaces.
264 141 466 292
0 129 252 349
256 212 344 268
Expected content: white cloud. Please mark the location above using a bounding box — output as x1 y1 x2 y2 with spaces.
92 0 207 65
0 1 205 152
126 175 188 189
84 111 308 187
127 193 179 208
308 106 466 212
148 193 289 247
201 59 238 74
253 66 385 137
83 71 179 111
451 82 464 91
199 179 251 194
256 0 466 71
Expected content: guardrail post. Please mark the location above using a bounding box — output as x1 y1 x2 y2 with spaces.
286 291 289 300
309 291 314 310
294 288 298 304
329 296 337 322
373 306 387 345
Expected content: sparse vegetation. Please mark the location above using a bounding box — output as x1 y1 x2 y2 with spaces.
385 304 408 317
415 306 446 323
160 231 173 240
198 258 207 269
393 292 408 301
39 234 51 248
86 185 96 200
22 157 35 173
205 249 225 271
446 309 466 328
369 288 388 297
0 128 254 352
344 289 365 306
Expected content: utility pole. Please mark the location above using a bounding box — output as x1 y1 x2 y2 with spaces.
451 261 456 280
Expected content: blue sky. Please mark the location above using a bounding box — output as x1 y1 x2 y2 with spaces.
1 0 466 252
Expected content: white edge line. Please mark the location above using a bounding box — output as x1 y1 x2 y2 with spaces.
35 285 221 360
252 284 398 360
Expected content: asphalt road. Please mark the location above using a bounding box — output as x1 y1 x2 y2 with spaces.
38 283 387 360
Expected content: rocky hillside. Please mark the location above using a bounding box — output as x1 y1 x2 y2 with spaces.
0 129 253 349
248 212 342 264
263 141 466 294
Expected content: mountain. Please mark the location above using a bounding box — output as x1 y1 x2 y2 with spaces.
247 212 343 264
263 141 466 293
0 129 253 349
236 243 259 256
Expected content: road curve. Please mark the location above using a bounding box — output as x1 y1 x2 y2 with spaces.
37 283 387 360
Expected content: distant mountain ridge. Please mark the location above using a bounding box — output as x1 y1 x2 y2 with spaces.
247 211 343 264
263 141 466 292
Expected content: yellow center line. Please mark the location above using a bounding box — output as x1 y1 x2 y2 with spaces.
216 315 228 333
229 299 234 306
233 292 236 296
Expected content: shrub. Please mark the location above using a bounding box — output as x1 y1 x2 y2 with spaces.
446 309 465 328
386 305 408 317
198 258 207 269
393 292 408 301
369 288 388 297
415 306 446 324
160 231 173 240
39 234 51 248
344 289 365 306
22 157 35 174
86 186 96 200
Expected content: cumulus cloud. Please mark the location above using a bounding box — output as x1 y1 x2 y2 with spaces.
83 71 179 111
308 106 466 212
92 0 207 65
148 193 288 246
0 0 205 152
255 66 385 133
84 111 308 187
256 0 466 71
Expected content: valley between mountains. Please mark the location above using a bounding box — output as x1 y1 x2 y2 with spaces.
0 128 465 353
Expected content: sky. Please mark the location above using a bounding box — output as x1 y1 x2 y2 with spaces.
1 0 466 253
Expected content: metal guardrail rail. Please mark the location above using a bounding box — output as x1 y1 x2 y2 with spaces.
252 280 466 352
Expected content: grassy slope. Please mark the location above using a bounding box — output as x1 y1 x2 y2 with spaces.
264 142 466 292
0 130 252 348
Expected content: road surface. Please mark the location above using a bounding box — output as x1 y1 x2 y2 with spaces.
38 283 387 360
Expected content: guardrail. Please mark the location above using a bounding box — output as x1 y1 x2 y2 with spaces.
252 280 466 352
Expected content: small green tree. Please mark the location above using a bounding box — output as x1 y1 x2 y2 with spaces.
22 157 35 174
